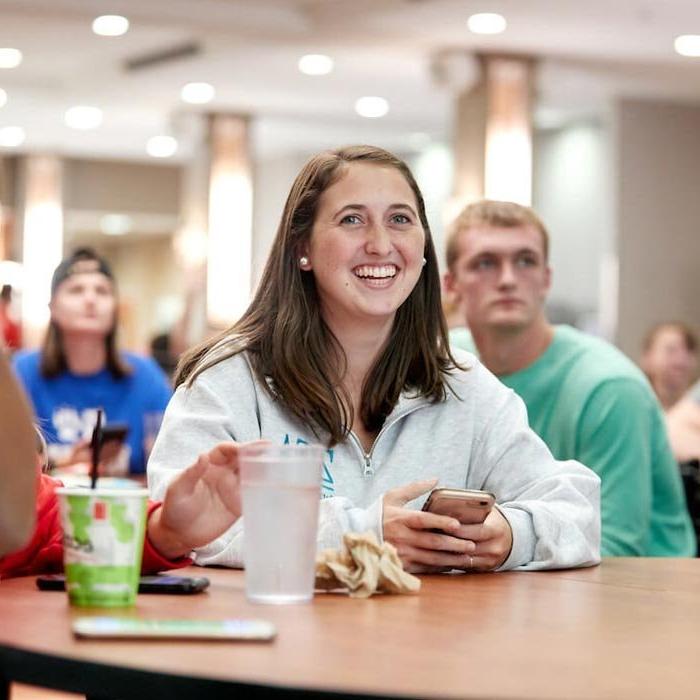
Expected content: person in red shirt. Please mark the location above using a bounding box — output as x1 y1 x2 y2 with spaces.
0 439 256 579
0 285 21 352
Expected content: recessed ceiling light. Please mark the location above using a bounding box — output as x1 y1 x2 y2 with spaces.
100 214 133 236
65 105 103 130
180 82 215 104
0 88 6 108
92 15 130 37
298 54 334 76
355 96 389 119
147 135 178 158
0 48 22 69
674 35 700 57
0 126 25 148
467 12 507 35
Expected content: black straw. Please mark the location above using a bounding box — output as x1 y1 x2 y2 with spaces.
90 409 103 489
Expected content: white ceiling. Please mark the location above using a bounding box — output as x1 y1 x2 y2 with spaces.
2 0 700 162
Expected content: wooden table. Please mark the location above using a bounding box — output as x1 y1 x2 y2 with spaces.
1 559 699 699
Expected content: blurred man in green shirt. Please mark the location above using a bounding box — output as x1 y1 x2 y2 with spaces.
445 200 695 556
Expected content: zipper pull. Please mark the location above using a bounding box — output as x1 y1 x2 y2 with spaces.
363 454 374 477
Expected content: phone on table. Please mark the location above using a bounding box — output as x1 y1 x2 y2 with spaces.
422 488 496 525
36 574 210 594
72 617 277 641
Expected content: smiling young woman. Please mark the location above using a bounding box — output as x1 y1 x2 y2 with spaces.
149 145 600 575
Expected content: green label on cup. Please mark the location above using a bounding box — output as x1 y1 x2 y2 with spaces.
60 492 147 608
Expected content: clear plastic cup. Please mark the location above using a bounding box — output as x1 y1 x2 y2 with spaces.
239 444 324 604
56 487 148 607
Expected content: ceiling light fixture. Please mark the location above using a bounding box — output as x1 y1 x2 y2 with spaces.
674 35 700 57
0 88 6 108
65 105 103 130
467 13 507 35
100 214 133 236
355 96 389 119
181 82 215 104
147 135 178 158
0 48 22 69
92 15 130 37
0 126 25 148
298 54 334 76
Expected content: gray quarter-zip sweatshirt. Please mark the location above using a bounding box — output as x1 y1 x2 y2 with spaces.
148 350 600 570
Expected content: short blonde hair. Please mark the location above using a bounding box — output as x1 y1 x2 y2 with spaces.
446 200 550 271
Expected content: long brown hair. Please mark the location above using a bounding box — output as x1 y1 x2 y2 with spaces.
177 145 461 446
40 321 131 378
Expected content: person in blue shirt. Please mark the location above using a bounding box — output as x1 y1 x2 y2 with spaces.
13 248 171 475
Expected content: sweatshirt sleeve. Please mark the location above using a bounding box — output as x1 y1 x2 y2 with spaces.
469 366 601 570
147 359 387 568
577 379 694 556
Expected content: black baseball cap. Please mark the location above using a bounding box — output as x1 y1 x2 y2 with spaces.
50 248 115 297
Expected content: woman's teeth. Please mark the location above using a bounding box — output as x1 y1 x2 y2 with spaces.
354 265 397 279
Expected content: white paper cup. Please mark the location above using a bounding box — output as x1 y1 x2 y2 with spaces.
56 487 148 607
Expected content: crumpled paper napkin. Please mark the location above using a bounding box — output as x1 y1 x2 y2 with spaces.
315 531 421 598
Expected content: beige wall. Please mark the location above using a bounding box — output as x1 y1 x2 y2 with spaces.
99 236 181 354
615 98 700 358
63 158 180 214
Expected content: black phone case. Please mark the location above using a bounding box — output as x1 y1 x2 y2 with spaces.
36 574 210 594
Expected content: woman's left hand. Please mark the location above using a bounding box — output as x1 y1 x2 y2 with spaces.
454 507 513 572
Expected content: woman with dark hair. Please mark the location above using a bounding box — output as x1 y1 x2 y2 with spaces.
149 145 600 573
13 248 171 475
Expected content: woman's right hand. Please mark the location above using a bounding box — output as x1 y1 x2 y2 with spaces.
382 479 477 573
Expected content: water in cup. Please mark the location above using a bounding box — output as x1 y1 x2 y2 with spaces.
242 482 320 603
239 444 324 605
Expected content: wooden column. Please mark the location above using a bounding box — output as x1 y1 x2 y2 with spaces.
452 54 535 210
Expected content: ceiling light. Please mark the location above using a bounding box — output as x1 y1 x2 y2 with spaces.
92 15 130 37
100 214 132 236
0 48 22 69
298 54 334 76
0 88 6 108
674 35 700 57
467 13 507 35
147 135 178 158
355 96 389 119
180 82 215 104
0 126 26 148
65 105 103 130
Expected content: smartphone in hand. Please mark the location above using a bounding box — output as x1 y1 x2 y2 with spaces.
422 488 495 525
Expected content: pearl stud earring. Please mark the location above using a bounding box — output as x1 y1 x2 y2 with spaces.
422 257 427 266
299 256 309 268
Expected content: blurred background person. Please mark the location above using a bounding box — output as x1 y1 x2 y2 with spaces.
12 248 171 477
641 322 698 411
0 284 22 353
445 199 695 557
0 351 37 557
668 382 700 462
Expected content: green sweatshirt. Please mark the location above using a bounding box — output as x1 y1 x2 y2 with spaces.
450 325 695 557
